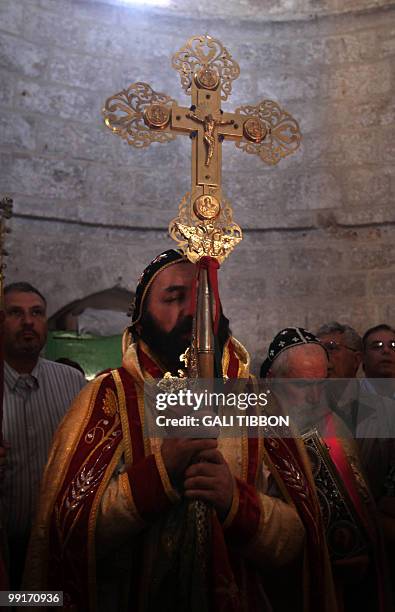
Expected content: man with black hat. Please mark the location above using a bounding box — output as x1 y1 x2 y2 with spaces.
25 254 337 612
261 327 391 612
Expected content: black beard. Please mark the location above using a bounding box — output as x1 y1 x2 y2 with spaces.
139 312 193 373
5 328 45 361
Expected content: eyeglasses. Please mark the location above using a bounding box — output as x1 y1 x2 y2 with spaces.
366 340 395 352
321 340 357 353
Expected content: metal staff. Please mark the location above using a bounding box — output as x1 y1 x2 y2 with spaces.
102 34 301 610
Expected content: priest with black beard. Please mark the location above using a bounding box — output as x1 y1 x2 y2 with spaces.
24 249 336 612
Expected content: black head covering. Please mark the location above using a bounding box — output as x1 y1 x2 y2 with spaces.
260 327 325 378
130 249 187 330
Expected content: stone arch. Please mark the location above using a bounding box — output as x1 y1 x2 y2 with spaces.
48 287 134 335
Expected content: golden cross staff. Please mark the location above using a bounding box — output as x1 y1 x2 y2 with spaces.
103 34 301 269
102 37 301 590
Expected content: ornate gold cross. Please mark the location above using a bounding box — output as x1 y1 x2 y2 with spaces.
103 35 301 264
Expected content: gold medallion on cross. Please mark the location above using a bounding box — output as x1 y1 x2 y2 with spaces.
102 35 301 264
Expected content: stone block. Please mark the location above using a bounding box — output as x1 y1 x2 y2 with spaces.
337 130 381 166
250 40 291 69
0 111 36 150
255 71 321 103
23 4 129 57
334 206 395 226
86 161 188 222
325 60 391 100
381 127 395 163
379 97 395 127
306 96 395 133
370 272 395 296
0 33 48 78
261 31 379 71
221 139 263 172
228 298 311 342
296 133 346 167
352 98 393 129
223 173 292 228
113 135 189 170
15 79 101 123
0 70 14 106
307 301 379 336
0 0 23 35
285 170 343 211
269 274 319 299
222 276 266 302
23 5 90 52
47 51 118 91
286 101 324 135
376 26 395 58
349 244 395 270
36 0 119 25
377 303 395 324
0 154 88 200
341 167 393 207
320 273 367 298
229 69 255 102
9 194 80 220
236 209 315 231
36 118 114 162
327 31 378 64
78 21 132 58
289 246 343 271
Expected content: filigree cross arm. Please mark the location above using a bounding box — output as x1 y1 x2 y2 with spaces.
234 100 302 165
102 82 177 148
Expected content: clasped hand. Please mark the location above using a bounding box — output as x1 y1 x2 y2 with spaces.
161 436 234 519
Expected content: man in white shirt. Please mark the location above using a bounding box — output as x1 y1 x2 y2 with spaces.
2 282 86 588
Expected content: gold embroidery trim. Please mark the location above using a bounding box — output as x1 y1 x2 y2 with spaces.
222 337 231 376
222 477 240 529
119 471 146 529
102 387 118 418
112 370 133 465
88 442 124 612
53 377 105 516
262 441 293 506
256 435 264 486
231 337 250 378
154 449 180 504
49 377 109 571
59 413 121 524
136 382 151 457
241 425 248 482
139 339 169 377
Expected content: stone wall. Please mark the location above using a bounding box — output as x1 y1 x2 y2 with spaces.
1 0 395 372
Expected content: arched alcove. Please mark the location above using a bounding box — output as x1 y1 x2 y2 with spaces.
46 287 134 379
48 287 133 333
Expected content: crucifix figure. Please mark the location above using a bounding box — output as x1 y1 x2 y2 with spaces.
185 110 234 166
103 34 301 264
